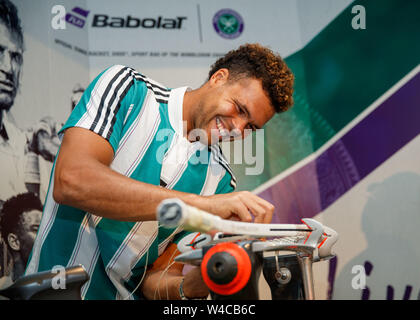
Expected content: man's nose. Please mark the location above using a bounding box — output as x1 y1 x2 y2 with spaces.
232 117 248 137
0 51 14 76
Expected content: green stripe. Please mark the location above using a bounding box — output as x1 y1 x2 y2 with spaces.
171 147 211 193
84 258 118 300
124 251 152 300
37 206 86 271
215 168 235 194
233 0 420 191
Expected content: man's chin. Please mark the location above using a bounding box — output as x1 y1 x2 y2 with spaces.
0 95 14 112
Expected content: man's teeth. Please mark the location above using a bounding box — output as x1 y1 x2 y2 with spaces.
216 118 227 136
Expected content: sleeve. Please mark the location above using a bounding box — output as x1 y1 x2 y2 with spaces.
58 65 147 153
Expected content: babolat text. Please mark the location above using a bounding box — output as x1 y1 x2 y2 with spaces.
91 15 187 29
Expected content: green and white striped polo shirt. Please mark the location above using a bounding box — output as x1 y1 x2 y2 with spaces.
25 65 236 300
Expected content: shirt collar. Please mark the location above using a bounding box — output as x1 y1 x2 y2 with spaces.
1 110 14 142
167 86 208 151
167 86 190 136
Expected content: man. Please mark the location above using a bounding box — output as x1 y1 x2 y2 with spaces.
0 0 59 203
0 192 42 288
0 0 27 203
0 0 59 284
26 43 294 300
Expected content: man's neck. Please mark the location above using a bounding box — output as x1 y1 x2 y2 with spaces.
0 110 9 141
11 253 25 281
182 86 204 137
182 90 193 136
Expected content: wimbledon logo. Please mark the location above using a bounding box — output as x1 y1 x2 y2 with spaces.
212 9 244 39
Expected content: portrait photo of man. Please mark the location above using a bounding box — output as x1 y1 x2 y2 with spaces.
0 192 42 288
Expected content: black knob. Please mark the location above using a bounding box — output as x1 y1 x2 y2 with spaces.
206 251 238 285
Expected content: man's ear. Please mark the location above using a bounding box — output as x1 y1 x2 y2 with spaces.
7 233 20 251
209 68 230 86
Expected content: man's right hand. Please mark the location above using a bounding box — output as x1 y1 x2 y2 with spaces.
201 191 274 224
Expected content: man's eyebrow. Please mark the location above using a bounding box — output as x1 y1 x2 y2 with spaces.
0 44 22 55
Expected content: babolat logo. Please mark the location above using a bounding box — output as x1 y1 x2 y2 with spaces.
65 7 90 28
91 15 187 29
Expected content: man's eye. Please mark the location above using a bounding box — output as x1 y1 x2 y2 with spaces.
12 52 23 64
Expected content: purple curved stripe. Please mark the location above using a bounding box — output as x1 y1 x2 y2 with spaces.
259 71 420 224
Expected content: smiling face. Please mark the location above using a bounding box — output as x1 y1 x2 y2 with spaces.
0 22 23 112
190 69 275 145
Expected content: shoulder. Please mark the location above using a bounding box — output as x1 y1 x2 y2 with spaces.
104 65 171 104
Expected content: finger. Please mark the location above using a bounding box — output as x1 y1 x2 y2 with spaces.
249 194 275 223
250 193 274 210
232 201 252 222
239 196 266 223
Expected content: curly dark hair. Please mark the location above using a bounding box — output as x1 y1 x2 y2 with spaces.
0 192 42 239
0 0 24 46
208 43 294 113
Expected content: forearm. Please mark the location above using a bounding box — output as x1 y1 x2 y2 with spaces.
37 131 59 162
54 156 204 221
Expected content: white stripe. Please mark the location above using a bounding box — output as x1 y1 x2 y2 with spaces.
123 104 134 126
106 222 158 298
160 133 189 185
25 168 58 275
211 145 237 188
200 151 227 196
100 69 134 139
159 130 178 185
253 64 420 194
95 69 132 137
66 214 91 267
110 90 160 176
66 213 102 294
80 243 100 299
77 65 127 130
164 137 206 189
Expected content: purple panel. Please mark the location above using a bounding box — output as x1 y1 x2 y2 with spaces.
259 161 322 224
341 72 420 179
258 71 420 223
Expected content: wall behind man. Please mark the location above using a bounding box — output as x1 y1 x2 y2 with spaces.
2 0 419 300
